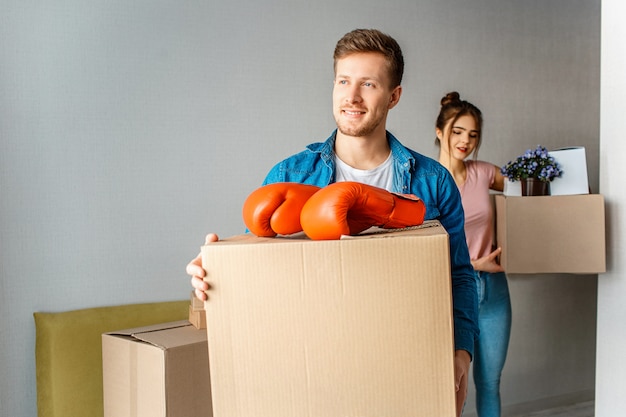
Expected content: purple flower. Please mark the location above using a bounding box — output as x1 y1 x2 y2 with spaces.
500 145 563 182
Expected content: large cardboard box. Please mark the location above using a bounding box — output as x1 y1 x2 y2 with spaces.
495 194 605 274
102 321 212 417
201 221 456 417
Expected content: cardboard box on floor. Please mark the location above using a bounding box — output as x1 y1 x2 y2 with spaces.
495 194 606 274
201 221 456 417
102 321 212 417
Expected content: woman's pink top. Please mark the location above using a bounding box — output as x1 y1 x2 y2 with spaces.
459 160 496 260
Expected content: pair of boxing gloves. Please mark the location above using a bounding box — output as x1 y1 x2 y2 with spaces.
242 181 426 240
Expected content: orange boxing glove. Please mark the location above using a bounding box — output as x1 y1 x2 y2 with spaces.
242 182 321 237
300 181 425 240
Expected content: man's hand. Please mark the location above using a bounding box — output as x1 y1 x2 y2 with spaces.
471 247 504 273
186 233 219 301
454 349 471 417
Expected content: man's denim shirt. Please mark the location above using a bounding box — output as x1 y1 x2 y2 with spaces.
262 130 479 357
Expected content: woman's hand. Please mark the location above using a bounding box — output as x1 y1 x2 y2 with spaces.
471 247 504 273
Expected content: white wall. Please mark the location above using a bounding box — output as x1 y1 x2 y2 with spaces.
0 1 601 416
596 0 626 415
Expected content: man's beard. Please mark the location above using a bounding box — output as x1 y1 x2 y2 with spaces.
335 112 383 137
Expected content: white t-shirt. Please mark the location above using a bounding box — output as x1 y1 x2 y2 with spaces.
334 153 394 191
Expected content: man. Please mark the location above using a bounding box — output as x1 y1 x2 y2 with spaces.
187 28 478 416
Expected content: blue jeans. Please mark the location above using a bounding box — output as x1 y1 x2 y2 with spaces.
473 271 512 417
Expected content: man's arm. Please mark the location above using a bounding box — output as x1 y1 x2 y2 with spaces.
435 171 478 416
438 173 479 356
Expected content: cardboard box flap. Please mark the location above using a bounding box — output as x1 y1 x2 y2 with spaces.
104 320 203 350
104 319 189 337
210 220 446 247
341 219 444 239
132 324 207 350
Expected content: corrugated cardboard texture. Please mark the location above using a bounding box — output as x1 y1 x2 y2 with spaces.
190 291 207 329
495 194 606 274
202 223 456 417
102 321 212 417
189 305 207 329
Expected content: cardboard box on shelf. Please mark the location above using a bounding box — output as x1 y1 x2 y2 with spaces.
102 321 212 417
201 221 457 417
495 194 605 274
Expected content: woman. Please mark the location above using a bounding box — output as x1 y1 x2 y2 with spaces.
436 92 512 417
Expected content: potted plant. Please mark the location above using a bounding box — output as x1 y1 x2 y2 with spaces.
500 145 563 196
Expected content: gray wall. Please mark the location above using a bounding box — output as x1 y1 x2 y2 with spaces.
0 1 600 416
